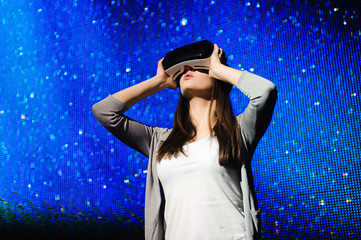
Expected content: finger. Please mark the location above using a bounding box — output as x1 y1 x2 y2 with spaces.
213 44 223 60
212 45 221 61
218 48 223 58
168 78 178 89
158 58 167 73
213 43 219 54
171 81 178 89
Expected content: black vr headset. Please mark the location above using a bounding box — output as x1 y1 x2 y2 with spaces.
162 40 229 91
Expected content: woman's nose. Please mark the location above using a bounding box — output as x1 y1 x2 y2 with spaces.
183 65 195 73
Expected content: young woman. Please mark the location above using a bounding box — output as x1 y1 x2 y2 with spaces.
92 43 277 240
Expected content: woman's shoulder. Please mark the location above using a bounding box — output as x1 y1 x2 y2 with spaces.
153 126 172 140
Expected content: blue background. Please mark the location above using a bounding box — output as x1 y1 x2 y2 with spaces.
0 0 360 238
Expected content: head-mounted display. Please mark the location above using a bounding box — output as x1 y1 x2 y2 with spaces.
162 40 215 84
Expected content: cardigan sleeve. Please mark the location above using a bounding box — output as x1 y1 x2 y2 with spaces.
235 70 278 159
92 95 155 158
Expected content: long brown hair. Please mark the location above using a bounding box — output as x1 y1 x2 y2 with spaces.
156 76 243 167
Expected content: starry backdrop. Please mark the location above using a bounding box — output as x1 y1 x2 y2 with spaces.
0 0 360 238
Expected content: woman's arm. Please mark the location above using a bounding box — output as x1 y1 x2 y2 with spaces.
209 44 278 157
235 71 277 156
92 59 177 157
209 44 244 86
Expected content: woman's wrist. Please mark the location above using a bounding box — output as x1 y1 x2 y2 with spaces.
210 63 227 80
211 63 242 86
149 75 167 91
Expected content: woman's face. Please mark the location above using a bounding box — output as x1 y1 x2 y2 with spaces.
179 66 215 100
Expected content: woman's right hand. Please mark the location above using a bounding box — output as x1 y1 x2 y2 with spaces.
156 58 178 89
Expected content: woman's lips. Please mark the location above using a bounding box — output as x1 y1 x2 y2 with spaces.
184 72 194 79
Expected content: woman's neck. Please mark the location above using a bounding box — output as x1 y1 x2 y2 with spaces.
188 97 216 135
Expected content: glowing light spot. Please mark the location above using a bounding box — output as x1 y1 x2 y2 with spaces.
124 179 130 183
180 18 188 26
319 200 325 206
216 29 223 36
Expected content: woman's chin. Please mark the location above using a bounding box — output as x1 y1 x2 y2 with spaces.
181 88 213 101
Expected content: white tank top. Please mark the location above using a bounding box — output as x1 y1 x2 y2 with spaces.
157 134 246 240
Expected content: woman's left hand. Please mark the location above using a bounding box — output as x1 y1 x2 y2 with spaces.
209 43 225 80
209 43 243 86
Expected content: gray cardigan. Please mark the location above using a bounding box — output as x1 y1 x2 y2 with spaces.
92 70 277 240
